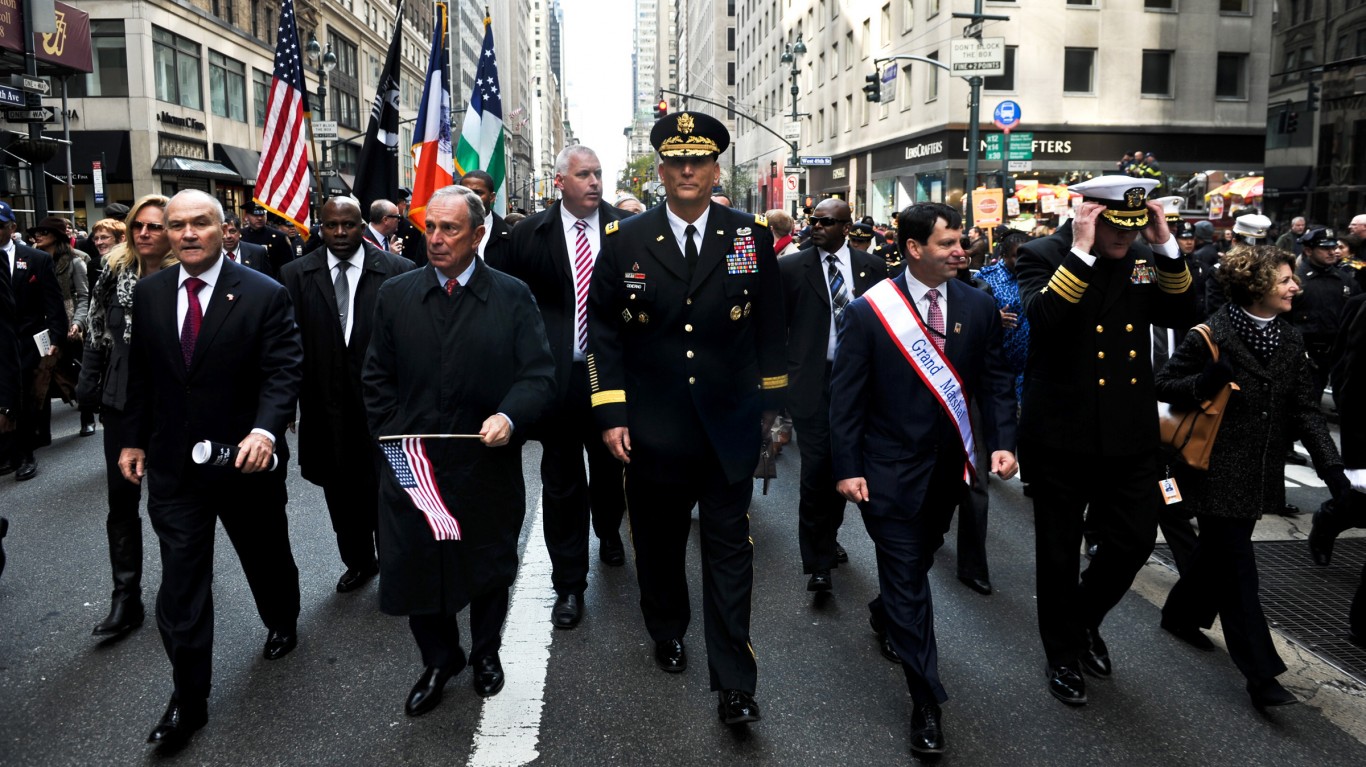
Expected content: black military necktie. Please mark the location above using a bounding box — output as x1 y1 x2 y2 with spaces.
683 224 698 276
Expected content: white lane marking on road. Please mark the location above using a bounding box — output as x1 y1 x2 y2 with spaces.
468 497 556 767
1285 464 1327 488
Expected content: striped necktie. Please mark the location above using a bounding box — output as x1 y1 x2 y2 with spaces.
826 254 849 319
926 288 945 353
574 219 592 353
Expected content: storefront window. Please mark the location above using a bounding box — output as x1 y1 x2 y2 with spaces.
210 52 247 122
153 27 202 110
70 21 128 98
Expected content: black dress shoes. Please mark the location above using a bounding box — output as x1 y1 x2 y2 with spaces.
1081 628 1112 678
1247 678 1299 709
807 570 832 592
868 611 902 664
655 638 687 673
472 654 505 697
92 596 145 637
1275 502 1303 516
80 422 97 437
909 703 945 756
599 535 626 566
835 542 849 564
336 565 379 593
0 459 16 476
14 456 36 482
552 593 583 629
405 665 459 716
717 690 761 725
147 698 207 748
1308 504 1340 567
1046 664 1087 706
1161 617 1215 650
957 575 993 596
263 629 298 660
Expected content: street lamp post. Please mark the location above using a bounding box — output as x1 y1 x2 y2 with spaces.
779 33 808 217
306 32 338 209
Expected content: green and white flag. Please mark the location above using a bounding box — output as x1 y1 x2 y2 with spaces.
454 16 507 216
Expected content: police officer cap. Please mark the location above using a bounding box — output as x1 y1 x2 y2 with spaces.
1153 195 1184 223
243 202 266 216
651 111 730 158
1300 226 1339 248
848 222 875 239
1068 175 1160 231
1193 220 1215 243
1175 221 1196 239
1232 213 1272 239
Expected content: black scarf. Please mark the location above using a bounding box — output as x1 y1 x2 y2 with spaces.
1226 302 1281 364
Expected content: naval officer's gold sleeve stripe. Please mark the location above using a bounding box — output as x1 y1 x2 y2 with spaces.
1047 274 1084 298
1157 270 1192 294
1046 279 1083 304
761 374 788 390
591 390 626 407
1055 267 1088 292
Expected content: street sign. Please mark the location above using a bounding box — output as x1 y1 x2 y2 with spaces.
993 100 1021 131
949 37 1005 78
984 132 1033 161
880 63 897 104
4 108 54 123
1008 160 1032 172
784 174 800 203
963 20 984 39
311 120 338 140
93 160 106 206
783 121 800 142
783 166 805 174
0 85 24 108
10 75 50 96
799 156 832 166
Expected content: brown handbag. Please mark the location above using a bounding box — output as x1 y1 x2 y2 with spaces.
1156 324 1239 471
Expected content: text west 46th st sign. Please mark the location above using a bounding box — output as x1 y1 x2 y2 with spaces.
949 37 1006 78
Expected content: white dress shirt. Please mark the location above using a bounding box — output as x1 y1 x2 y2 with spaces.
902 268 950 344
366 225 388 252
1 240 13 277
665 205 711 261
561 205 600 362
328 247 364 344
822 243 855 361
1070 235 1179 266
478 213 494 257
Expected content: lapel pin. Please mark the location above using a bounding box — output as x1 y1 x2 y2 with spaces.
858 271 866 278
716 229 724 236
954 322 962 334
226 293 236 301
655 235 665 242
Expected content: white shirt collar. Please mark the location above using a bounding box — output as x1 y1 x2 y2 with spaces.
327 245 365 270
433 258 478 289
179 254 225 289
560 204 599 232
665 204 711 246
902 268 947 306
820 241 850 264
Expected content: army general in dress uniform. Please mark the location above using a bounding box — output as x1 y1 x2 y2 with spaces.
1015 176 1197 707
586 111 786 726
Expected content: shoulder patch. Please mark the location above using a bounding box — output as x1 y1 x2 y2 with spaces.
605 221 620 235
753 214 768 228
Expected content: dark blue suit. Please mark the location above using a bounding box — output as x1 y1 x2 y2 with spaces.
830 273 1016 704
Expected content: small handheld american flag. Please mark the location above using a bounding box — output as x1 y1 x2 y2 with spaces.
381 438 462 541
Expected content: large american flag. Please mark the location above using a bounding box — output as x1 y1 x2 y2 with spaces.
253 0 311 237
381 438 462 541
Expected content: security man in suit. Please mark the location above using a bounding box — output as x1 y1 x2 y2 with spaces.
119 190 303 748
280 197 415 593
1015 176 1196 707
490 145 627 629
832 202 1018 758
778 199 884 594
363 199 404 254
1291 226 1362 402
587 111 786 726
240 203 295 274
221 216 273 279
460 171 512 263
393 188 428 266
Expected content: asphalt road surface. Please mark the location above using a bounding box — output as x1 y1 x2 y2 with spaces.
2 406 1365 765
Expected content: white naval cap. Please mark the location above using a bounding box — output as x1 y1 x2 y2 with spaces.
1068 176 1161 230
1232 213 1272 240
1153 195 1184 222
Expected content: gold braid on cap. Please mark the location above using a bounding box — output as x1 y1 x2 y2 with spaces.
659 135 720 156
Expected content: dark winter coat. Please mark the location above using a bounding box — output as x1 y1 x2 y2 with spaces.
1154 306 1341 519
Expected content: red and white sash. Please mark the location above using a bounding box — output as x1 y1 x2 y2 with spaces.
863 279 976 484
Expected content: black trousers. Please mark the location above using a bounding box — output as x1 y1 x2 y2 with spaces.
540 361 625 596
1158 503 1200 576
792 367 846 573
1028 448 1159 666
955 402 992 583
0 364 39 461
626 458 756 693
1344 491 1366 638
1163 516 1286 683
863 448 965 705
1305 335 1336 404
407 587 509 669
147 475 300 703
100 409 142 527
320 450 380 572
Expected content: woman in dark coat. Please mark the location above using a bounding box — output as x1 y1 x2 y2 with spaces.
75 195 173 638
1155 245 1349 709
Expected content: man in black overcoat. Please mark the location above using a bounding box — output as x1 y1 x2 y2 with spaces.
281 197 415 592
490 144 626 629
460 170 512 263
1015 176 1196 707
586 111 787 726
778 197 884 594
362 185 554 717
118 190 303 748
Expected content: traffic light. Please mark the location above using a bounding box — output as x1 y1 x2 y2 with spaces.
1306 82 1320 112
1286 110 1299 133
655 98 669 118
863 73 881 103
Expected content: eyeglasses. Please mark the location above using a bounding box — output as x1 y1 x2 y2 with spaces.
383 214 402 221
132 222 166 233
808 217 850 228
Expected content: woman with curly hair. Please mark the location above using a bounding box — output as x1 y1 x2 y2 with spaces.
76 195 175 639
1155 245 1349 709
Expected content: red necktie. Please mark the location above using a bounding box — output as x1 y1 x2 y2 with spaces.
444 278 458 296
926 288 945 353
573 220 592 352
181 277 206 367
226 250 237 262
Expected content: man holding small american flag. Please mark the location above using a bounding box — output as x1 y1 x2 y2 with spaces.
362 184 555 717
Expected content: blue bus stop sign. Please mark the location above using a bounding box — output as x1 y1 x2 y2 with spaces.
993 100 1021 131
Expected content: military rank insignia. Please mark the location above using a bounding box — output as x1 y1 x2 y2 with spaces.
1131 260 1156 285
727 236 759 274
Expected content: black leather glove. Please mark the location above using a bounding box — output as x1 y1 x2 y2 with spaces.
1326 467 1352 504
1195 357 1235 399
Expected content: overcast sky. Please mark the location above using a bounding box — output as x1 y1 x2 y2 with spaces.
559 0 636 194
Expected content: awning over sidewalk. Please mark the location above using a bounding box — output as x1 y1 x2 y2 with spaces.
152 156 241 182
214 144 260 186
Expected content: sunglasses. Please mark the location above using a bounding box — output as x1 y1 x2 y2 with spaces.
808 216 850 228
132 222 167 233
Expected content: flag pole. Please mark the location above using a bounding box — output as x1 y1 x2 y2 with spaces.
378 434 485 441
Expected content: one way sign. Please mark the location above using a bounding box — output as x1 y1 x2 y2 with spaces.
5 108 54 123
